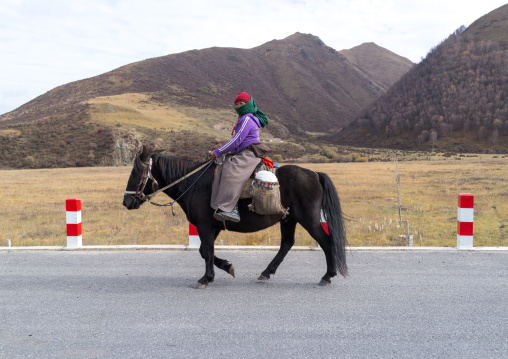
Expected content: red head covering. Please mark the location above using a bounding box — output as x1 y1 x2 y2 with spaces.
234 92 251 104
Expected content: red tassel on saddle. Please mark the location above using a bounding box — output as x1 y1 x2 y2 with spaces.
262 157 275 169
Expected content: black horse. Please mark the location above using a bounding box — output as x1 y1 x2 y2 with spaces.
123 147 348 288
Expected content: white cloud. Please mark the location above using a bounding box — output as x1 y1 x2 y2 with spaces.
0 0 506 115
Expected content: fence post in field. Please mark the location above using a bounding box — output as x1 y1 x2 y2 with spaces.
395 157 412 246
457 193 474 249
66 198 82 248
404 220 413 246
188 223 200 248
395 157 402 226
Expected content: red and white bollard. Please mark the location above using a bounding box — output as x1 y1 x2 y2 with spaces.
66 198 82 247
189 223 200 248
457 193 474 249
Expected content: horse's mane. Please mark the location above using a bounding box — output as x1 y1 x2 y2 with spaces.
150 153 215 193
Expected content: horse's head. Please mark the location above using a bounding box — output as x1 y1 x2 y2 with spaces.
123 146 159 210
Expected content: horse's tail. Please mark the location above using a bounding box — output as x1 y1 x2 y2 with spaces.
318 172 348 277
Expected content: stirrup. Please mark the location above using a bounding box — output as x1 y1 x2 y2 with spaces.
215 206 240 223
213 210 224 221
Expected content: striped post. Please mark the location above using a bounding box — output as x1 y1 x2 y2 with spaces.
457 193 474 249
66 198 82 247
188 223 200 248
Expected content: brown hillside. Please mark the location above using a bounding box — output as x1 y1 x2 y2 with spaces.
330 5 508 154
340 42 414 89
0 33 413 168
464 4 508 47
0 33 388 133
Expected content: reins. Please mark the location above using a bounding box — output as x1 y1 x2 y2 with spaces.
143 159 214 215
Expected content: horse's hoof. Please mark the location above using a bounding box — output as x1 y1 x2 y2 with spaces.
196 282 207 289
229 265 236 278
318 279 331 286
257 274 270 281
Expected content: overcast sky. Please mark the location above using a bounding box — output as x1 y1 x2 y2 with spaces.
1 0 506 115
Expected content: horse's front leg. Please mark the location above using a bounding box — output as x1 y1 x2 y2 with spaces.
212 229 235 277
197 231 216 289
214 256 235 278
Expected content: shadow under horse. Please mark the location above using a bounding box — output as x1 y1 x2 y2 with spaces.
123 147 348 288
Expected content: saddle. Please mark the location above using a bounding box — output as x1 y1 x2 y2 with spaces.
213 155 288 216
240 158 277 199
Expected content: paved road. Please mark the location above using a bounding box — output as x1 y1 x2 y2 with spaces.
1 250 507 358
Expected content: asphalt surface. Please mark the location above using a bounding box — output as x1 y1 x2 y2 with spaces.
1 250 507 359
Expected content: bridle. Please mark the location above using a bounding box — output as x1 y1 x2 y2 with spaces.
124 155 214 210
124 157 159 203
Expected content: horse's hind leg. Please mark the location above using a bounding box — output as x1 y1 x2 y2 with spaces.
259 218 297 281
306 224 337 286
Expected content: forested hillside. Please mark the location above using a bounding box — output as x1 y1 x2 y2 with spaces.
337 25 507 152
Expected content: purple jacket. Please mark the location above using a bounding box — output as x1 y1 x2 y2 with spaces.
213 114 261 157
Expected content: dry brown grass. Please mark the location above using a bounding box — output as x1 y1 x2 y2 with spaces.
1 156 507 247
86 93 238 139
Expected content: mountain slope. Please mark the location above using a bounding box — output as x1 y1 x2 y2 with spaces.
2 33 391 132
340 42 414 89
464 3 508 47
0 33 412 168
331 5 508 153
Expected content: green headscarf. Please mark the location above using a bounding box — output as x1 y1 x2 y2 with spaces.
235 98 269 127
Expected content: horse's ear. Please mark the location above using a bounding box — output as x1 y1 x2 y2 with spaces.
141 146 149 161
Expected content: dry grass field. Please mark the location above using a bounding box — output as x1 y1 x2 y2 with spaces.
1 156 507 247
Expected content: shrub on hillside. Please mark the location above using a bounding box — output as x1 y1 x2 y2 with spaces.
23 156 35 168
322 147 337 159
271 154 283 163
334 155 352 163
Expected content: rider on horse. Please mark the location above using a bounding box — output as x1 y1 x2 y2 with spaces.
208 92 269 222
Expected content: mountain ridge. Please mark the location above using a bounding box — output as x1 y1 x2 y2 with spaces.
0 33 413 168
340 42 414 89
1 33 412 132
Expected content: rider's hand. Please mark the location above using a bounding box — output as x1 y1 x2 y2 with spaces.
208 151 216 160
